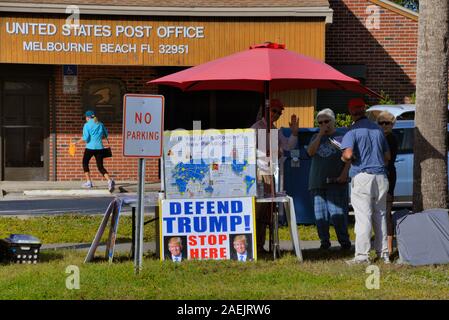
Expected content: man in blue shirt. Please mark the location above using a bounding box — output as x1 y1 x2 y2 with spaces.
341 98 391 264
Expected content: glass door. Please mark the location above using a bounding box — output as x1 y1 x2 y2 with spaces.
2 80 47 180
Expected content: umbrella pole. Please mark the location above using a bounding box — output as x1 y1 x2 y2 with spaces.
264 81 270 165
263 82 279 260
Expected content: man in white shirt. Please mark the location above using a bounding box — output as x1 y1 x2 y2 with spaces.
250 99 299 253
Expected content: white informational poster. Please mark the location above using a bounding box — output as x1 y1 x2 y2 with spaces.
163 129 257 199
160 197 256 261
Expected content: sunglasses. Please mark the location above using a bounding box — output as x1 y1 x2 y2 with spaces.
318 119 330 125
378 121 392 125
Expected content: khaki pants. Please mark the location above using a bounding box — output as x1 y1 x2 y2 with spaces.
351 172 389 260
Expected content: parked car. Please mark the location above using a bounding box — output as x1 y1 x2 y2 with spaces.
366 104 449 122
366 104 416 121
282 120 434 223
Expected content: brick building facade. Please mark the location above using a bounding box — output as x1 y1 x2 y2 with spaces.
322 0 418 111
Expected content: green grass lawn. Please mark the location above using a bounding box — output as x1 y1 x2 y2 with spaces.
1 215 447 300
0 215 354 244
0 250 448 299
0 215 157 244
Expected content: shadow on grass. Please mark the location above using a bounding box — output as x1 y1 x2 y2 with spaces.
38 251 65 263
86 250 159 264
254 247 354 262
87 255 132 264
85 248 355 264
301 247 354 262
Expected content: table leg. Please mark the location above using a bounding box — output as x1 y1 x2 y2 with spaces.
285 196 303 262
131 207 136 259
269 220 273 253
272 204 280 260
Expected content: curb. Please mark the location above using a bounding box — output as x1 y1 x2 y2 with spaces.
23 189 112 197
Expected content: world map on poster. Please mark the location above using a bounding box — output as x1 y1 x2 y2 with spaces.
163 129 257 199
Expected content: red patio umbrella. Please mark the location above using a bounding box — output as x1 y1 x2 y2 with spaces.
148 42 379 96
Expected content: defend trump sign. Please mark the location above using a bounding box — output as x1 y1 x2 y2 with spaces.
160 197 256 261
122 94 164 157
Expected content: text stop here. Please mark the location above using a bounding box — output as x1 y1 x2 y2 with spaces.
188 234 228 259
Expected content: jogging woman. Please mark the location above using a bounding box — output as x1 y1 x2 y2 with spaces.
78 110 115 192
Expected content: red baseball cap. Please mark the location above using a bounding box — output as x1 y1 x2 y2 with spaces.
270 99 284 111
348 98 366 112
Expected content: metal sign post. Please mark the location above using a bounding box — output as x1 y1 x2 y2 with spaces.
135 158 145 274
122 94 164 274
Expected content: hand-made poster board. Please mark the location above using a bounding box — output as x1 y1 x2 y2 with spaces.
160 197 256 262
163 129 257 199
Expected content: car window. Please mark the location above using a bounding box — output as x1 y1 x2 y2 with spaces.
393 128 414 154
396 112 415 120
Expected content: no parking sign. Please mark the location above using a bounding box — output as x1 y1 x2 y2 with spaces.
122 94 164 157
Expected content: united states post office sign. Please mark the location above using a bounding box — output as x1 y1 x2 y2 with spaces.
122 94 164 158
0 16 325 66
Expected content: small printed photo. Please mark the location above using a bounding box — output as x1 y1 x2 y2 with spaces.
229 233 253 262
164 235 187 262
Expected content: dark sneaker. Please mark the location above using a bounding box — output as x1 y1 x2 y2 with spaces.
340 244 352 251
319 243 331 251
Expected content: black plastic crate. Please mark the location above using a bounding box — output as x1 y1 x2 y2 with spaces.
0 234 41 264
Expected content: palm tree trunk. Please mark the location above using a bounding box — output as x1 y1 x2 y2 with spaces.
413 0 449 211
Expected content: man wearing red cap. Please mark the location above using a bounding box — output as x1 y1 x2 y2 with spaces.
341 98 391 265
251 98 299 253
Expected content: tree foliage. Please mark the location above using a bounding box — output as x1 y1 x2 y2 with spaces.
313 112 352 128
378 90 395 105
392 0 419 12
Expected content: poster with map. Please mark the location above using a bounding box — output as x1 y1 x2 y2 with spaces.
163 129 257 199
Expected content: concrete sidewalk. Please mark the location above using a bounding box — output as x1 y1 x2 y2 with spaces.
0 181 161 200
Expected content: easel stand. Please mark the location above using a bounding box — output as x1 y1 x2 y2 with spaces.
84 198 123 263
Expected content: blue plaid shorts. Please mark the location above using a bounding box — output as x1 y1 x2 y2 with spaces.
310 186 349 220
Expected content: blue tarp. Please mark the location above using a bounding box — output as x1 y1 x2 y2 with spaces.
395 209 449 266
